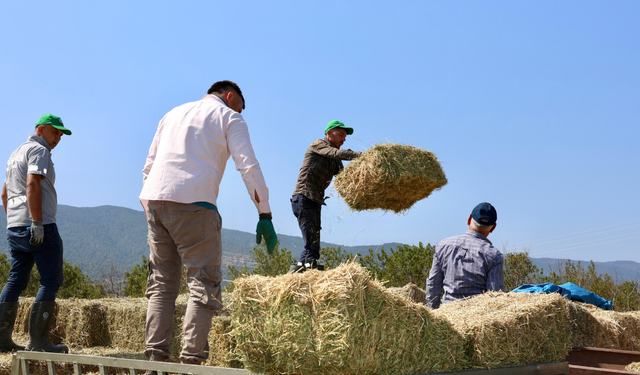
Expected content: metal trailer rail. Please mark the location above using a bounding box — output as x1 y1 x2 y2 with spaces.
10 351 569 375
428 362 569 375
567 346 640 374
10 351 251 375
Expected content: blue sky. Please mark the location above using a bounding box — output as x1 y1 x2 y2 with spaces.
1 1 639 264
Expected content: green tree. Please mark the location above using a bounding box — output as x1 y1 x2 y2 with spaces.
122 254 191 297
124 255 150 297
360 243 435 288
503 251 544 291
320 246 355 269
0 254 105 299
226 242 293 292
57 263 106 299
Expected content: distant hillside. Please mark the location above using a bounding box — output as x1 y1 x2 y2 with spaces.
530 257 640 283
0 205 400 280
2 205 640 283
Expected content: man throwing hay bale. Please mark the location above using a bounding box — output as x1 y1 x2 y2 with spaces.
290 120 362 273
426 202 504 308
333 143 447 213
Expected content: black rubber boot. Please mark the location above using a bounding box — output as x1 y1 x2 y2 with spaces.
25 301 68 353
0 302 25 353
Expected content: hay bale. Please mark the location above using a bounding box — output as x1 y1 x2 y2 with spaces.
104 297 150 351
206 315 243 369
565 302 613 349
231 262 469 375
51 299 110 346
387 283 426 304
576 305 640 351
334 143 447 213
432 292 574 368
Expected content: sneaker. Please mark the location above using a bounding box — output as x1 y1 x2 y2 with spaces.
305 260 325 271
288 262 306 274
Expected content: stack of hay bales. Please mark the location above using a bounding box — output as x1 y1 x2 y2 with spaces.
231 262 469 375
10 295 236 367
334 143 447 213
432 292 575 369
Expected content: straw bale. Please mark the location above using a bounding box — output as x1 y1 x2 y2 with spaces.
205 315 243 369
432 292 574 368
231 262 468 375
565 302 613 349
333 143 447 213
387 283 426 304
576 305 640 351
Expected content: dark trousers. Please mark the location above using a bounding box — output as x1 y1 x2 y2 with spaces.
291 194 322 263
0 224 64 302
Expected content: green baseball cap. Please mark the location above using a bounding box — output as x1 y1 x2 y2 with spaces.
324 120 353 135
35 114 72 135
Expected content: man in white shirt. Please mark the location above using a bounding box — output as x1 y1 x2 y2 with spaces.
140 80 277 366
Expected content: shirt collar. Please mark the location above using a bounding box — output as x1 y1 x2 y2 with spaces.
28 134 51 152
466 229 492 245
202 94 229 108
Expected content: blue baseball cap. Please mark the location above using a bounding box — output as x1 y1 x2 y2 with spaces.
471 202 497 226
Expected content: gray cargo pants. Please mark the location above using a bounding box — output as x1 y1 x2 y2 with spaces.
142 200 223 364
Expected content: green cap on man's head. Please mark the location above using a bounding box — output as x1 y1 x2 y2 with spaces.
35 114 72 135
324 120 353 135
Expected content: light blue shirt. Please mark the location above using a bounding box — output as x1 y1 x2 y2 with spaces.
426 230 504 308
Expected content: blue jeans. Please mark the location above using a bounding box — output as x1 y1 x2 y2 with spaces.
0 224 64 302
291 195 322 263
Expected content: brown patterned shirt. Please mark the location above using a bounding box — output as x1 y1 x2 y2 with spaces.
292 138 361 204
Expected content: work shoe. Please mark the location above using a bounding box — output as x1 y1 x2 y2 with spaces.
25 301 68 353
0 302 25 353
305 260 325 271
288 261 306 274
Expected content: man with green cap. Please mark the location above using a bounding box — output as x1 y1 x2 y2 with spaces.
289 120 362 273
0 114 71 353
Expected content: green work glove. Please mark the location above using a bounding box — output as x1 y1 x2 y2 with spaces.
256 214 277 254
29 220 44 247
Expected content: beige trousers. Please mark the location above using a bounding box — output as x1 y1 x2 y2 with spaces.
143 200 223 364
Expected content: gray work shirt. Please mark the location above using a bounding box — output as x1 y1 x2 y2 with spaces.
425 230 504 309
4 134 57 227
292 139 361 204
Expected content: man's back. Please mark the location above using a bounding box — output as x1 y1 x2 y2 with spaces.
140 94 269 212
426 230 504 308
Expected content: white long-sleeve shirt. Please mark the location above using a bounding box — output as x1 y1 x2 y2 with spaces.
140 94 271 213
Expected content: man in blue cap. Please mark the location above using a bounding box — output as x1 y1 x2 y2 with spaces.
289 120 362 273
425 202 504 308
0 114 71 353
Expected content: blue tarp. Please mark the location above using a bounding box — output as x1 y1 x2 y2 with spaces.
510 282 613 310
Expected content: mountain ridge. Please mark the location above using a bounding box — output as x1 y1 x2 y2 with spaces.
1 204 639 283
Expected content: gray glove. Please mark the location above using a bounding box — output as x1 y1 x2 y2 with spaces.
29 220 44 247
